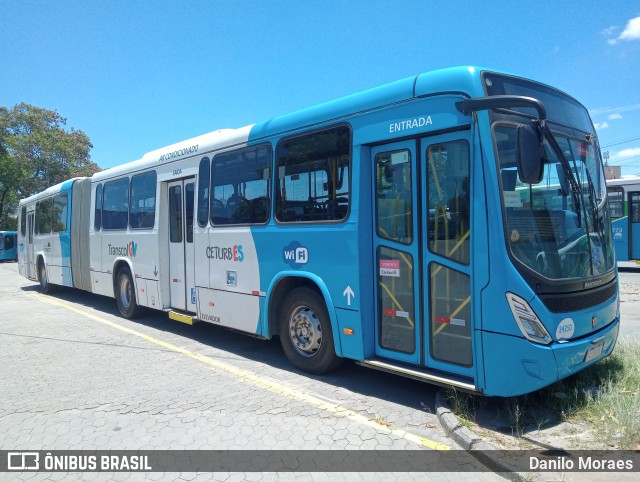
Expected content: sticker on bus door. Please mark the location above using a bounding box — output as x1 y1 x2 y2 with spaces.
379 259 400 277
436 316 466 327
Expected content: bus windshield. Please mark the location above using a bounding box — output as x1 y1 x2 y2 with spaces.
484 73 615 281
495 125 615 279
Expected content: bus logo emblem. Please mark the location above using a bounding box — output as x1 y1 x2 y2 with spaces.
283 241 309 268
127 241 137 257
592 316 597 329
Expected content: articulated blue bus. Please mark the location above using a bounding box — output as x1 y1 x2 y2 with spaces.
607 176 640 268
18 66 619 396
0 231 18 262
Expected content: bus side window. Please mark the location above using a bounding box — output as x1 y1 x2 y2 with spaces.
102 178 129 230
129 171 157 229
211 144 271 225
94 184 103 230
632 193 640 223
197 157 210 227
36 198 53 235
53 193 68 232
5 234 15 249
20 206 27 237
275 125 351 223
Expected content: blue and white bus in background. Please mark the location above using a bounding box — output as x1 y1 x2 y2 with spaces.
17 179 90 290
17 66 620 396
0 231 18 262
607 175 640 268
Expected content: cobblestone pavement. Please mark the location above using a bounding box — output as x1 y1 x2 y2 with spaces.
0 263 503 481
618 270 640 340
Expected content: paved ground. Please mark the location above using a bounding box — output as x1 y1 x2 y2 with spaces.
0 262 501 481
618 269 640 340
2 261 638 481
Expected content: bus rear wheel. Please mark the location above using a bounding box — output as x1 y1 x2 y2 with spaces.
278 287 342 374
38 260 54 294
115 267 143 319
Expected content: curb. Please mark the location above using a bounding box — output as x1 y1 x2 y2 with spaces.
435 390 542 481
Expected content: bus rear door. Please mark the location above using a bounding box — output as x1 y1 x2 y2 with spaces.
27 211 35 279
167 178 196 312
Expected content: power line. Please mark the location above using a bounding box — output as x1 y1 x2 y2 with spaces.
601 135 640 148
614 156 640 166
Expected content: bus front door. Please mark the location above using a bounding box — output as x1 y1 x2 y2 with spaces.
27 211 35 279
421 133 474 379
168 178 196 312
630 192 640 260
372 140 421 365
371 132 474 380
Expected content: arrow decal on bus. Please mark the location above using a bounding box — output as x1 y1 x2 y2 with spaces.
343 286 355 306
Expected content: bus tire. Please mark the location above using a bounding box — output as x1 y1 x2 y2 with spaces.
38 260 55 294
278 287 342 374
115 267 143 319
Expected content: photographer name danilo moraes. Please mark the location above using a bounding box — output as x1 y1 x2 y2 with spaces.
530 456 634 471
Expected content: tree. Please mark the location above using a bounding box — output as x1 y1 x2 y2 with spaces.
0 103 100 229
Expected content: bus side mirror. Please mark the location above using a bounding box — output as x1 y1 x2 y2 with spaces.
516 124 545 184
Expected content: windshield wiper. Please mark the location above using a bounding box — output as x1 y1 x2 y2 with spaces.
534 119 583 227
585 167 603 234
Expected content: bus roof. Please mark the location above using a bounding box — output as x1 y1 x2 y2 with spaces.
92 66 495 182
92 125 254 183
19 178 85 206
606 175 640 187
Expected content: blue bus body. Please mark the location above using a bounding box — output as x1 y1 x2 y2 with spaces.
17 66 619 396
607 176 640 268
0 231 18 262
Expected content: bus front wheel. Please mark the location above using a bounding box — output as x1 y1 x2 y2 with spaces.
115 267 143 319
278 287 342 374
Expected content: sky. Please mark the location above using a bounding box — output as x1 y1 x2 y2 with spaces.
1 1 640 176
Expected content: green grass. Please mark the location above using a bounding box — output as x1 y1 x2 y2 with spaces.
445 340 640 449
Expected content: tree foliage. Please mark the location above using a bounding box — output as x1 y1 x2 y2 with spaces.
0 103 100 228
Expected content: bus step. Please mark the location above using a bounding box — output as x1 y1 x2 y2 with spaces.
356 358 478 393
168 310 198 325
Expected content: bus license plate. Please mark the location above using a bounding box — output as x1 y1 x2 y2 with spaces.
584 343 603 362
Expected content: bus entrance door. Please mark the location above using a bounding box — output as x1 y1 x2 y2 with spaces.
630 192 640 260
167 178 196 312
421 133 474 379
371 132 475 382
26 211 35 279
372 140 421 366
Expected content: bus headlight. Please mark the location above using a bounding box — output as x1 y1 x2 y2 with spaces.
506 292 552 345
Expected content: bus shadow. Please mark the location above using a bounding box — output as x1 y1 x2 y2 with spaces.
23 286 440 416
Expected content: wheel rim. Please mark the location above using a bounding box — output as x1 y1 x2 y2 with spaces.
119 275 132 309
288 305 322 357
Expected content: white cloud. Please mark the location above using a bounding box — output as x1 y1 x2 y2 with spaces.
594 122 609 129
620 16 640 40
608 113 623 120
608 16 640 44
611 147 640 160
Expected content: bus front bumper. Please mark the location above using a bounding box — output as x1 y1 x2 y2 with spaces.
481 317 620 397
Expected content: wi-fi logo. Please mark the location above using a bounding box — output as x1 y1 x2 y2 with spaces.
127 241 137 257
